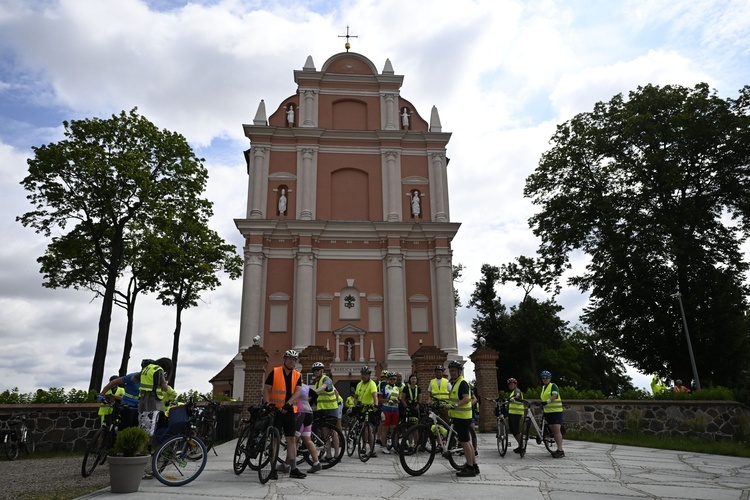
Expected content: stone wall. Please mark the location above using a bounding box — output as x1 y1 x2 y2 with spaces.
559 400 750 441
0 401 245 453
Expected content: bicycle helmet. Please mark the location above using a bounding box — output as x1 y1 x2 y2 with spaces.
448 360 463 369
540 370 552 378
361 366 372 374
283 349 299 359
507 378 517 384
311 361 324 370
381 369 390 377
434 365 445 371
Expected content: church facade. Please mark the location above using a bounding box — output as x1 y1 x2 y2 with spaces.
230 51 460 398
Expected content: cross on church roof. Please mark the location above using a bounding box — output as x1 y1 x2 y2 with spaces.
338 25 358 52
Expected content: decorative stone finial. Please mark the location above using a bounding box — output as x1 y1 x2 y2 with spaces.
429 105 442 132
382 58 394 75
253 99 267 126
303 55 316 71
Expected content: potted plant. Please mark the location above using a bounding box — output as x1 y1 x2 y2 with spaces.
108 426 151 493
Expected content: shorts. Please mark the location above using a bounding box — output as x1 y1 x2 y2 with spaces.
138 410 160 437
316 408 338 423
381 409 399 427
295 412 313 437
274 409 297 438
508 414 522 436
452 417 472 443
544 412 563 426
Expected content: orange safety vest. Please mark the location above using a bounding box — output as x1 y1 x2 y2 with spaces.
268 366 301 412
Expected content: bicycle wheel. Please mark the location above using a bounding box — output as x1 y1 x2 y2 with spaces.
198 422 216 452
23 429 35 455
520 418 531 458
233 424 253 475
446 426 476 470
4 433 19 461
542 420 555 454
152 435 208 487
390 422 408 454
497 418 508 457
81 427 110 477
309 422 344 469
346 420 360 457
398 424 435 476
258 426 280 484
357 422 375 462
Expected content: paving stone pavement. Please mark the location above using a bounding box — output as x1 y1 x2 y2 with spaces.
79 433 750 500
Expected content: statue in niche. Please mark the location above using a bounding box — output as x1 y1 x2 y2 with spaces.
278 188 287 215
411 191 421 217
401 107 410 129
286 105 294 127
345 340 353 361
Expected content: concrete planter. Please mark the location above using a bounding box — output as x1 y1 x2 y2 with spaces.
108 454 150 493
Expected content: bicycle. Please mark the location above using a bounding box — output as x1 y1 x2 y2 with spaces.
518 399 557 458
150 400 209 486
232 403 280 484
192 395 221 454
298 412 345 469
397 401 477 476
81 399 129 476
1 414 34 461
353 404 378 462
487 398 510 457
389 402 426 454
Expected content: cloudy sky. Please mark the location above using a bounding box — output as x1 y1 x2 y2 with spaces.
1 0 748 396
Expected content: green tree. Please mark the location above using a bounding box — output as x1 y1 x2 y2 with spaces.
148 210 242 387
17 109 209 391
525 83 750 388
468 264 507 350
452 263 465 310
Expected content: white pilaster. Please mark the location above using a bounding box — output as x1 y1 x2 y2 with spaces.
293 249 315 349
433 252 458 355
383 150 401 221
385 251 410 360
298 148 317 220
429 152 448 222
249 146 268 219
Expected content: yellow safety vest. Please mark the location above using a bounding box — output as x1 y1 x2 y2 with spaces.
448 376 472 420
540 383 563 413
430 378 450 401
509 390 524 416
315 376 338 410
140 364 165 400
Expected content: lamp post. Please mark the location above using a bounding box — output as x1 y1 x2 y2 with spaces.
672 291 701 391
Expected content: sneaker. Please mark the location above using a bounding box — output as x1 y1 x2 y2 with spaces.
268 470 278 480
369 451 377 457
473 464 480 474
552 450 565 458
307 462 322 474
380 447 390 454
321 455 333 463
276 463 290 473
513 447 522 454
456 467 476 477
141 472 153 480
289 468 307 479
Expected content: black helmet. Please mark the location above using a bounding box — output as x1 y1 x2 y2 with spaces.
360 366 372 374
448 360 463 369
434 365 445 371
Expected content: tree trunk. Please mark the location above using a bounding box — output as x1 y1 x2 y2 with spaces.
169 303 184 388
88 267 118 392
118 288 139 377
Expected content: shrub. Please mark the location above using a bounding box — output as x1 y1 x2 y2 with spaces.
111 426 149 456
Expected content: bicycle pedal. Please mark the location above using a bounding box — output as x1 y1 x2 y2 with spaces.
535 437 542 445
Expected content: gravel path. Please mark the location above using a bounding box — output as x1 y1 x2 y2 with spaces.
0 455 110 500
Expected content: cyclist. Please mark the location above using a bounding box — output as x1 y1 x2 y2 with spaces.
263 349 305 479
378 372 399 454
506 378 524 453
428 365 451 403
138 357 172 440
97 375 124 425
540 370 564 458
352 365 379 457
295 382 322 473
311 361 339 462
99 371 141 428
400 374 420 419
448 360 478 477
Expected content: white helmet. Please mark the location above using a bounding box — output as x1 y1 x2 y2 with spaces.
283 349 299 359
312 362 325 370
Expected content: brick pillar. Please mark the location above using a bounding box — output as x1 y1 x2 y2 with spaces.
242 345 269 417
470 346 499 433
410 345 448 403
299 345 335 380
